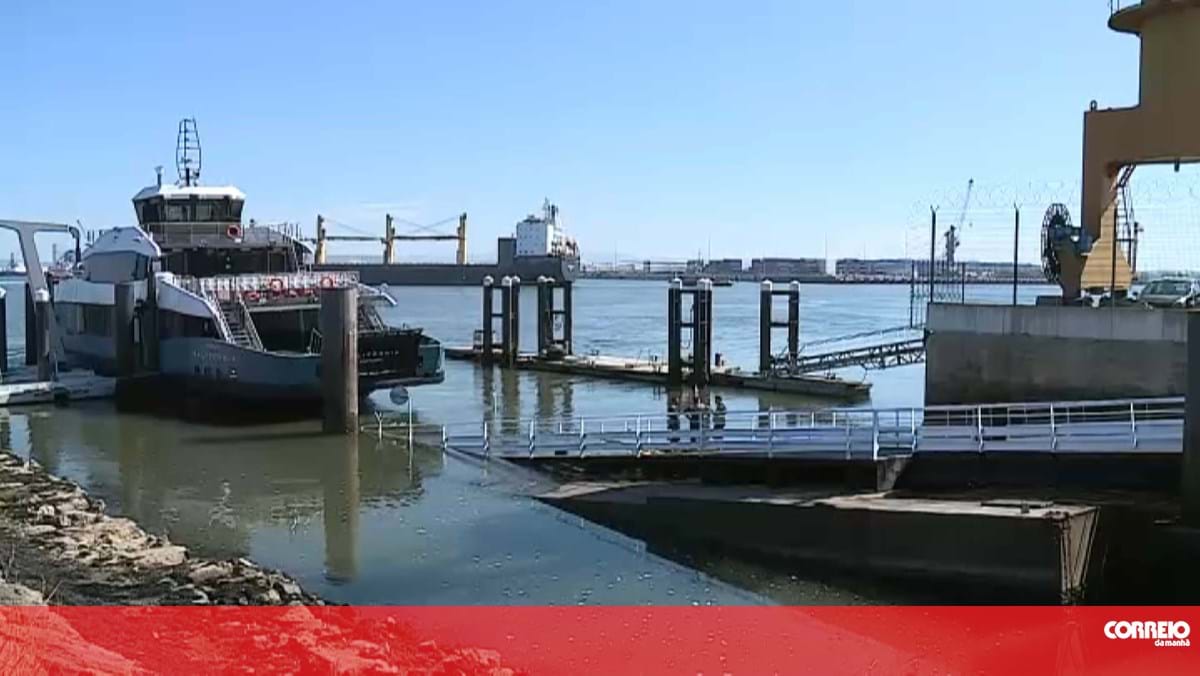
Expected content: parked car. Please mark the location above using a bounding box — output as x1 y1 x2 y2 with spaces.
1133 277 1200 308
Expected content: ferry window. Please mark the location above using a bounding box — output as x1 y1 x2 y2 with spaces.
166 204 186 222
230 201 244 221
194 201 215 222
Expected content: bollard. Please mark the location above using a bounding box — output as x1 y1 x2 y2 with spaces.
320 286 359 434
759 280 773 374
114 282 136 378
481 276 494 365
1185 312 1200 525
24 284 36 366
788 280 800 369
0 287 7 374
34 289 51 381
500 276 513 366
667 278 683 387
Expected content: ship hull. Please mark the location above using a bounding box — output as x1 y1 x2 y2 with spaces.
314 256 578 286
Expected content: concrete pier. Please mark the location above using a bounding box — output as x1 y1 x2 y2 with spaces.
539 481 1101 603
925 303 1187 404
320 286 359 434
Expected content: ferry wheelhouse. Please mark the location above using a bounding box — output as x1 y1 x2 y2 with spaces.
53 121 443 403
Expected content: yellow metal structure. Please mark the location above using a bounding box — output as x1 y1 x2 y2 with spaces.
1064 0 1200 297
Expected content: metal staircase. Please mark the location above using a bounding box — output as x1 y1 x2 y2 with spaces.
217 297 263 349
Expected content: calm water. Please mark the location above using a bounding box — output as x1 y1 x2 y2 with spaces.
0 279 1055 605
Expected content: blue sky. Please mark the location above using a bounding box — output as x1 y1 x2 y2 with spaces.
0 1 1142 264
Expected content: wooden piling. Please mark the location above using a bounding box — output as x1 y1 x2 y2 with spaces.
561 280 573 355
0 287 7 374
510 276 521 364
759 280 773 374
536 276 551 356
34 289 52 381
691 278 713 387
320 286 359 434
481 276 494 365
143 272 160 371
668 279 683 387
500 276 513 366
114 282 136 378
787 280 800 368
24 284 36 366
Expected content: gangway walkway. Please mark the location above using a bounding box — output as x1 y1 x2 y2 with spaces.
791 325 926 374
433 397 1184 462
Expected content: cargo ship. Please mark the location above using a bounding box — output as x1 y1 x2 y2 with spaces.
314 200 580 286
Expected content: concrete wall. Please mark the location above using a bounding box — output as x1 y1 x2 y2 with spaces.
925 303 1188 404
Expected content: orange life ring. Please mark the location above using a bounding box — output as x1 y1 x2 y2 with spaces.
319 276 335 289
226 224 242 239
268 278 285 294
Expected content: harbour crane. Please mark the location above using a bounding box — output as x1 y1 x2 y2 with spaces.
944 178 973 266
309 213 468 265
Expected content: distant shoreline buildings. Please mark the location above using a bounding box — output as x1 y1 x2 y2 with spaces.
581 256 1048 284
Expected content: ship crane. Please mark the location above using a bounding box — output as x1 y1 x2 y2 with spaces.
309 213 468 265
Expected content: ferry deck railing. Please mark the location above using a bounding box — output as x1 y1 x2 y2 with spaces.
175 271 360 301
430 397 1184 461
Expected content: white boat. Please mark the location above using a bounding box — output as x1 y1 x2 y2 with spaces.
49 119 444 405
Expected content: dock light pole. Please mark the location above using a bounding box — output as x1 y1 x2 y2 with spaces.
481 275 495 365
668 278 683 387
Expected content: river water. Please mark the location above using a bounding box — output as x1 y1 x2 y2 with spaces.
0 279 1056 605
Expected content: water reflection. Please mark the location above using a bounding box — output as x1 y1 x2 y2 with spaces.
323 434 359 583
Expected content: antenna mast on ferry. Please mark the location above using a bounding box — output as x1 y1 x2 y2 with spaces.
175 118 202 186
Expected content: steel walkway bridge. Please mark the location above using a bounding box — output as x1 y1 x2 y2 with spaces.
788 325 926 374
426 397 1184 462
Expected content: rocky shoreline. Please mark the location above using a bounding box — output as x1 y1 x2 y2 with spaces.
0 451 321 605
0 450 517 672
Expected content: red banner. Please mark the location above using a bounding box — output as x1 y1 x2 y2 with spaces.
0 606 1196 673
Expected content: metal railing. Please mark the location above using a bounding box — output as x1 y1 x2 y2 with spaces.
434 397 1185 461
176 271 360 301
